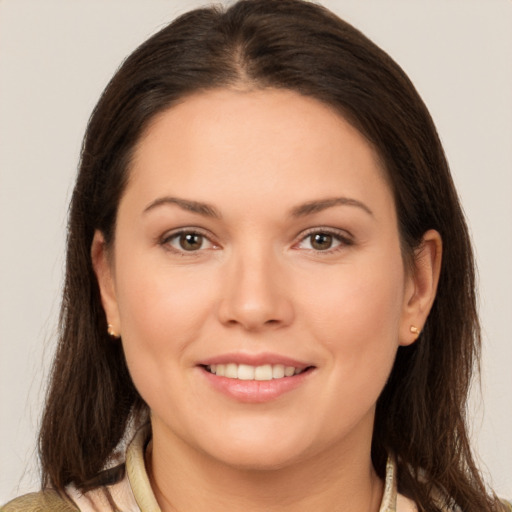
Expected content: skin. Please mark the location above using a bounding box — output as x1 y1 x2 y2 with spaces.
92 88 441 512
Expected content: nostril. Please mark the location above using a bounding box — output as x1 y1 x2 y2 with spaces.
216 285 295 330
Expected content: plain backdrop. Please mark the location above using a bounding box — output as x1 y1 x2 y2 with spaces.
0 0 511 503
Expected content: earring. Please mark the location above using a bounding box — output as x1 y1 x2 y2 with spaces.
410 325 420 336
107 324 120 338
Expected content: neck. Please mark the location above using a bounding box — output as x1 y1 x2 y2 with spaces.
147 421 384 512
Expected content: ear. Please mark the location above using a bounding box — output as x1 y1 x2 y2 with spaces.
399 229 442 346
91 230 121 336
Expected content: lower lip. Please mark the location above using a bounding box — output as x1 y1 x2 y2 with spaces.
199 367 313 403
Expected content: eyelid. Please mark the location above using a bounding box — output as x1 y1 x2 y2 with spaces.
158 226 220 253
293 226 354 252
157 225 353 254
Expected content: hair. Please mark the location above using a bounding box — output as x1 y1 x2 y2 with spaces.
39 1 503 510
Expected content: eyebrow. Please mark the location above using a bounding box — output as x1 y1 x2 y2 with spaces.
290 197 374 217
143 197 221 218
143 195 373 219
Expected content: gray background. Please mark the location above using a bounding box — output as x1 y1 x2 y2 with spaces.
1 0 511 502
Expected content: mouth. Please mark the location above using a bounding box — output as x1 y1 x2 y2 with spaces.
202 363 312 381
197 354 315 402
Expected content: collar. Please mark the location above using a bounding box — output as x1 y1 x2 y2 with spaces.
125 424 416 512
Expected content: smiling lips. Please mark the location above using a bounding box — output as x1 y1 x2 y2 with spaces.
199 357 314 402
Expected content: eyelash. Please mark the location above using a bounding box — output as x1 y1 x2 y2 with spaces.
158 227 354 255
159 228 218 255
294 227 354 254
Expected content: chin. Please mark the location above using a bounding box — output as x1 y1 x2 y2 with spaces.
194 426 315 471
210 445 306 472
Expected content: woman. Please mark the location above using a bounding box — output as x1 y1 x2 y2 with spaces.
2 0 509 511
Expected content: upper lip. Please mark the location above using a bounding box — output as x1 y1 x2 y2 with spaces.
198 352 313 369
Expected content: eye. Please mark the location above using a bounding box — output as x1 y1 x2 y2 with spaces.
161 230 216 253
296 229 352 252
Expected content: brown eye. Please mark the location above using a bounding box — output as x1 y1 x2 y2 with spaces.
162 230 215 253
310 233 333 250
179 233 204 251
295 229 351 253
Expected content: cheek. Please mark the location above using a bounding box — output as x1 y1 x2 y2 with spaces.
300 251 405 402
302 254 405 342
112 252 215 394
115 242 215 328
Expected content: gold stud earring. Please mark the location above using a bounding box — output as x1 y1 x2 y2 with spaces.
410 325 420 336
107 324 120 338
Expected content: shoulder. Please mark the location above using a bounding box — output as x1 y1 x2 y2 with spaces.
1 490 78 512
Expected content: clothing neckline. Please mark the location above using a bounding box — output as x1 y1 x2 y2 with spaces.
125 424 411 512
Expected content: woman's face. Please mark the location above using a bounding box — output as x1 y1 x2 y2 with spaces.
94 88 434 470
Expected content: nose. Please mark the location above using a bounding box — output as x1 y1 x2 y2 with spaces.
217 248 294 332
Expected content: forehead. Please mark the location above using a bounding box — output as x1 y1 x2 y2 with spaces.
126 88 393 218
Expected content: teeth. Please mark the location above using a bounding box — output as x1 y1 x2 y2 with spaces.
225 363 238 379
254 364 272 381
206 363 305 381
238 364 255 380
284 366 295 377
272 364 285 379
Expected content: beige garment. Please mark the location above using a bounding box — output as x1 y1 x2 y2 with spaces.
4 425 511 512
1 424 419 512
69 425 417 512
1 424 419 511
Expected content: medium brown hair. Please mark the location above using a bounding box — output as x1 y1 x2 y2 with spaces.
39 1 502 510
